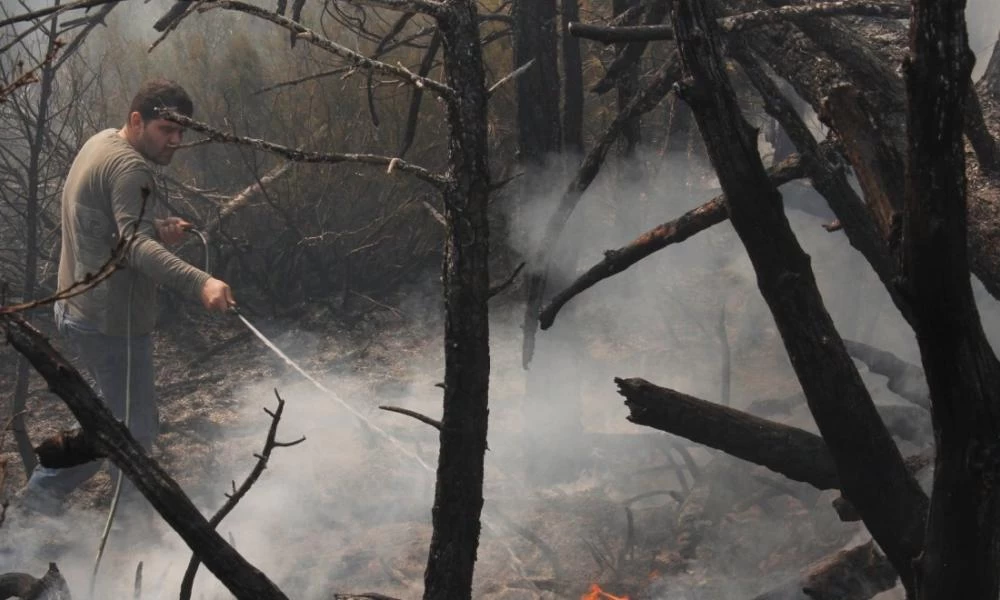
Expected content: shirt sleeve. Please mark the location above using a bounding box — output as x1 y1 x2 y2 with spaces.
110 167 211 303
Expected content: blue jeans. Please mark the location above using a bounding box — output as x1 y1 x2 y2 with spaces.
23 303 158 509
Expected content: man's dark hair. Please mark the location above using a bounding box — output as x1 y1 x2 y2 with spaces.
129 78 193 122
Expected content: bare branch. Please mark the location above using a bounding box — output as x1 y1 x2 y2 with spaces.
488 262 526 298
2 314 289 599
569 0 908 44
0 40 64 103
378 405 442 430
0 0 123 28
179 391 304 600
488 59 535 96
205 0 454 98
539 153 806 329
399 29 441 157
158 109 449 187
0 186 147 315
341 0 445 17
672 0 926 588
522 52 682 367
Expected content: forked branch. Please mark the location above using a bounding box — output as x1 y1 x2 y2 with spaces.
179 391 305 600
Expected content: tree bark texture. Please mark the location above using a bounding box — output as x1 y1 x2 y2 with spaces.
2 315 288 600
513 0 561 165
562 0 585 154
670 0 927 591
422 3 493 599
904 0 1000 597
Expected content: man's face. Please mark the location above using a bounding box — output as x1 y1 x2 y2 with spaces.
132 115 184 165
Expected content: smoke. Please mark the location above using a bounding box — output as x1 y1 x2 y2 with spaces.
3 4 999 600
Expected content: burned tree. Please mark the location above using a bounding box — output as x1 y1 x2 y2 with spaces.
512 0 561 166
523 0 1000 597
3 0 500 597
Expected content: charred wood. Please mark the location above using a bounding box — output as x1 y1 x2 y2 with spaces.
569 1 908 44
522 53 682 366
905 0 1000 595
562 0 585 153
34 428 105 469
671 0 927 590
2 314 289 600
153 1 190 32
398 30 441 158
539 152 806 329
592 0 669 95
731 45 906 321
617 377 840 490
179 393 305 600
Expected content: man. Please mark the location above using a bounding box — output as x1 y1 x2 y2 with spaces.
19 78 235 516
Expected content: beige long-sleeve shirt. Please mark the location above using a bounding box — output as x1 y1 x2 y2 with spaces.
58 129 210 336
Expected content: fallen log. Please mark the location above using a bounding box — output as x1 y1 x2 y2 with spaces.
617 377 839 490
618 377 933 524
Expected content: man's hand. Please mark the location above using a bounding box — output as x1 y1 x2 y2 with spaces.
155 216 191 246
201 277 236 312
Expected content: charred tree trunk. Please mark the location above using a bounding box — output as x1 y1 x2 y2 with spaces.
562 0 584 154
670 0 927 592
904 1 1000 597
513 0 561 166
423 3 492 599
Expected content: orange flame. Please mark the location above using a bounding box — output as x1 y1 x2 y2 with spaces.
581 583 630 600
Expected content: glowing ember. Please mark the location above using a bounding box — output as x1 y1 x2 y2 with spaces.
581 583 630 600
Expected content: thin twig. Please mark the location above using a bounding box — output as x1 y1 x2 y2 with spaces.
0 40 64 103
488 262 526 298
487 59 536 96
178 391 305 600
204 0 454 98
0 186 148 314
0 0 123 28
157 109 448 187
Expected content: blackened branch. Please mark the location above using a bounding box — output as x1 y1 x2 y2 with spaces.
179 390 305 600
